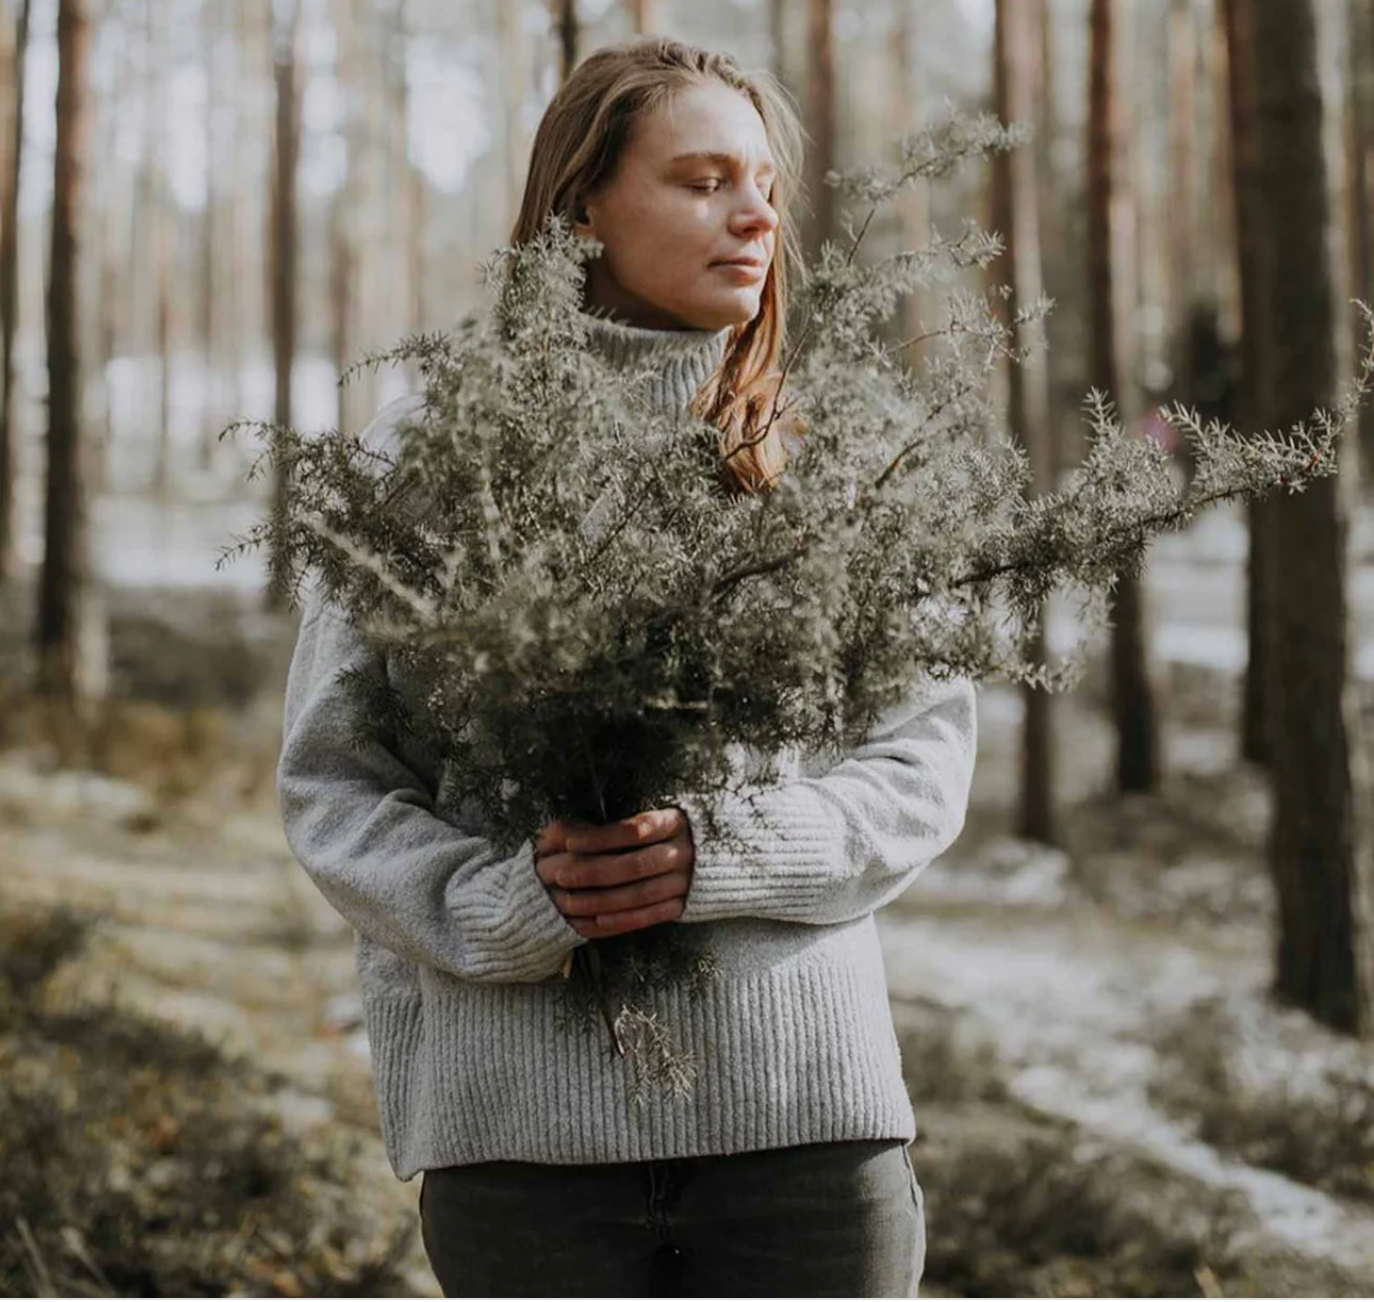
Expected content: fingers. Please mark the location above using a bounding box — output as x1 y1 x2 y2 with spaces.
535 819 571 860
567 896 687 940
534 810 696 940
542 836 692 890
551 868 691 919
564 807 686 855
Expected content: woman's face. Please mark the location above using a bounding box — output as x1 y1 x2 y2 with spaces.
574 81 780 331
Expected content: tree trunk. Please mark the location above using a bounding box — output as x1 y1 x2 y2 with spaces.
552 0 578 84
770 0 788 91
0 0 31 582
1167 0 1197 396
1251 0 1374 1035
1089 0 1161 795
1030 0 1059 340
329 0 358 432
891 0 928 351
268 0 302 609
143 0 172 500
1221 0 1273 767
805 0 835 265
1348 0 1374 484
199 0 220 470
1210 0 1240 341
392 2 424 337
39 0 105 741
994 0 1057 847
627 0 657 33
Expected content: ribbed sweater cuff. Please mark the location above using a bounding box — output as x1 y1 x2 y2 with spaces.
672 786 845 924
497 841 588 980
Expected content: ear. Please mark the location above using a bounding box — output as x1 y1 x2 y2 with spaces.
570 198 595 238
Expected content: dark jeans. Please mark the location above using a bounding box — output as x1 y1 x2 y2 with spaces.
419 1138 925 1298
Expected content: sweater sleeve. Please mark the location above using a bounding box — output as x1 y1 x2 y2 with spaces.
671 675 977 927
275 400 585 984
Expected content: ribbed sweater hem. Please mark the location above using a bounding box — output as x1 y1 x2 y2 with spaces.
360 934 917 1180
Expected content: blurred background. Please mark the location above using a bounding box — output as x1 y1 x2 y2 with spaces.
2 0 1374 1295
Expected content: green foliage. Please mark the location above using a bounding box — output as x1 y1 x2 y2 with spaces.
221 110 1371 1097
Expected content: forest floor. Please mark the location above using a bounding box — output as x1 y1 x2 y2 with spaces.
2 505 1374 1296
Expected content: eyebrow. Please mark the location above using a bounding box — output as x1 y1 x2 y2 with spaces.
669 151 777 174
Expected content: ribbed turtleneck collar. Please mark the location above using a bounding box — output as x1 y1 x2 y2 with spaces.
581 310 733 416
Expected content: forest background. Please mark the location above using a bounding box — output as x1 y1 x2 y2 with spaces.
2 0 1374 1296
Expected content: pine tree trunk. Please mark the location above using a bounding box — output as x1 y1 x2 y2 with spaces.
993 0 1057 845
1167 0 1197 397
770 0 788 91
1210 0 1240 340
553 0 578 84
0 0 31 582
39 0 104 739
1030 0 1059 335
198 0 219 471
144 0 172 500
1089 0 1161 795
627 0 657 33
495 0 529 236
227 0 258 418
1348 0 1374 485
1251 0 1374 1035
391 0 423 338
1221 0 1273 767
329 0 357 432
805 0 835 266
269 0 302 609
891 0 927 351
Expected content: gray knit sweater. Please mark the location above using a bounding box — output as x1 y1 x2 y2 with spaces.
277 311 978 1181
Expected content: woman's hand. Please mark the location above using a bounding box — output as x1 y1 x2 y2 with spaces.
535 807 695 940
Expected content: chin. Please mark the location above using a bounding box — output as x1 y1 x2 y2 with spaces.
681 293 763 331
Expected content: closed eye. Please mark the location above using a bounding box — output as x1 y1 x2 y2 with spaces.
689 180 722 193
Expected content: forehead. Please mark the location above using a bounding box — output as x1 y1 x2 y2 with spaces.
631 81 775 168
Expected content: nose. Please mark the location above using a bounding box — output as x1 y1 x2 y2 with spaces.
730 181 779 243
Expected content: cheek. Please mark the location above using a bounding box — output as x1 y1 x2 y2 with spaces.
608 195 714 281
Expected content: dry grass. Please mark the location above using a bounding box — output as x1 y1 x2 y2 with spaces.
0 900 415 1298
1148 995 1374 1208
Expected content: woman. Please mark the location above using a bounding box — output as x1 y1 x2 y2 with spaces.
278 36 977 1299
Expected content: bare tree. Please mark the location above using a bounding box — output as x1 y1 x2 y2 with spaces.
1220 0 1273 766
1251 0 1374 1034
1088 0 1161 794
0 0 32 581
150 0 173 500
269 0 303 608
1167 0 1197 396
627 0 657 33
993 0 1057 846
199 0 222 468
1348 0 1374 482
552 0 578 84
770 0 788 91
805 0 835 264
890 0 927 351
329 0 359 432
397 0 425 333
38 0 105 737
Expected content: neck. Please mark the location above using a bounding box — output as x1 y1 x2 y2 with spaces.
580 309 734 416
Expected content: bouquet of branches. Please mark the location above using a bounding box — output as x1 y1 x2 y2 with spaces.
223 112 1370 1101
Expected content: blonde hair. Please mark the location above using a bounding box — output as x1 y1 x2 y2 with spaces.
511 37 806 495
